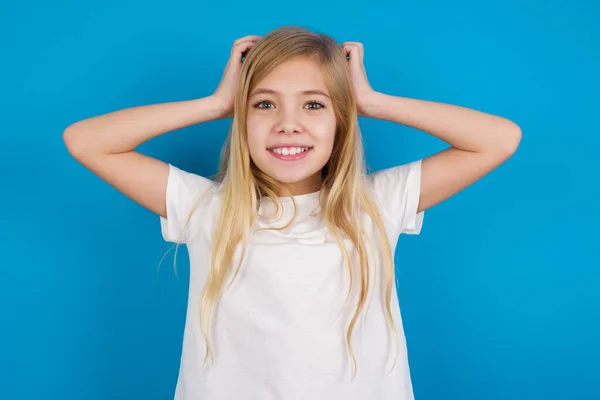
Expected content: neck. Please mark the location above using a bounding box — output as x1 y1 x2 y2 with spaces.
276 171 322 197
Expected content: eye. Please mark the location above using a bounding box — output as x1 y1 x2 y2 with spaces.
253 100 274 109
304 101 325 110
252 100 326 110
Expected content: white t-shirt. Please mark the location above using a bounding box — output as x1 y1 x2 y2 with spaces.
160 160 424 400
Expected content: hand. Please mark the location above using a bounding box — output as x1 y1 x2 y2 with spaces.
212 35 261 118
342 41 377 117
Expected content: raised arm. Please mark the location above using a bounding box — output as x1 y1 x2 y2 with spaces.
342 41 522 214
362 93 521 213
63 35 260 218
63 97 227 218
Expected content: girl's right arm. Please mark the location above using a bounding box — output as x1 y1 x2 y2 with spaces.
63 96 228 218
63 35 261 218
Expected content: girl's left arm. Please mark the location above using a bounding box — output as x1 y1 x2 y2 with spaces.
341 41 522 214
362 92 522 213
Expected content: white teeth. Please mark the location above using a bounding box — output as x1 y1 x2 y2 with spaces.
272 147 309 155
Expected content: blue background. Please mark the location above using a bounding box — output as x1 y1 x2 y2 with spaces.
2 0 598 399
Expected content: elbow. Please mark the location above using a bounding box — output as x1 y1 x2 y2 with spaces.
506 122 522 155
482 121 521 164
497 121 522 159
63 125 78 156
63 123 89 160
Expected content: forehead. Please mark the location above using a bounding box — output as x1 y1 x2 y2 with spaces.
254 57 329 93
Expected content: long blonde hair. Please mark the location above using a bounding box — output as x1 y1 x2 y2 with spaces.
163 26 399 378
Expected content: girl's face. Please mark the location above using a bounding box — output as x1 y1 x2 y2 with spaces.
246 56 337 196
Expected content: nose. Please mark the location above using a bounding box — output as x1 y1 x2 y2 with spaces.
275 104 303 134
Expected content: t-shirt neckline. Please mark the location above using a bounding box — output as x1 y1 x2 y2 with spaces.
267 190 321 205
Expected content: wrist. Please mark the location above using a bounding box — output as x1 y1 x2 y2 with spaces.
360 91 386 118
201 95 230 121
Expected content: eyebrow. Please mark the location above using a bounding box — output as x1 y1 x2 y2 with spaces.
250 88 331 99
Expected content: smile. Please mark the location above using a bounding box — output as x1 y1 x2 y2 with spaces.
267 146 313 161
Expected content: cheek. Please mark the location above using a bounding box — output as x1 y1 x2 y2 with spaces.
246 115 262 141
309 118 337 149
246 125 270 164
246 130 263 159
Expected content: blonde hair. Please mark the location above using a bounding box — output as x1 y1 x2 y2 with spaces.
161 26 399 378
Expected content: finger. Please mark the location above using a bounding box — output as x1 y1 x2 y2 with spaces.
231 40 259 64
342 43 358 58
342 42 363 54
342 43 364 66
234 35 261 44
234 39 258 53
344 43 364 61
230 39 259 58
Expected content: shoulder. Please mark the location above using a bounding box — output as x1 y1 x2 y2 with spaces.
165 164 222 209
167 164 219 192
161 164 221 243
367 160 422 192
366 160 424 236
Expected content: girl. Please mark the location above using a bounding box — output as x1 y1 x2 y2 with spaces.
64 26 521 400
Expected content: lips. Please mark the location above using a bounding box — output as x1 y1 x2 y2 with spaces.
267 146 313 161
266 143 314 150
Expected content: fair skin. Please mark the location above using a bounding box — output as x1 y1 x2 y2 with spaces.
342 41 522 213
247 56 336 196
63 35 521 220
63 35 261 219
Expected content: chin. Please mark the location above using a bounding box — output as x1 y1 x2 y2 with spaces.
264 168 315 185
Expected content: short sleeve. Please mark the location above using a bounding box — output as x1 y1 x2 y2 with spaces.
160 164 218 243
367 160 424 235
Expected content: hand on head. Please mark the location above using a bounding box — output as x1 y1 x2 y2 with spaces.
213 35 262 119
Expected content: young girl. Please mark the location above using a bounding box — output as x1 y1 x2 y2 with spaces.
64 26 521 400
